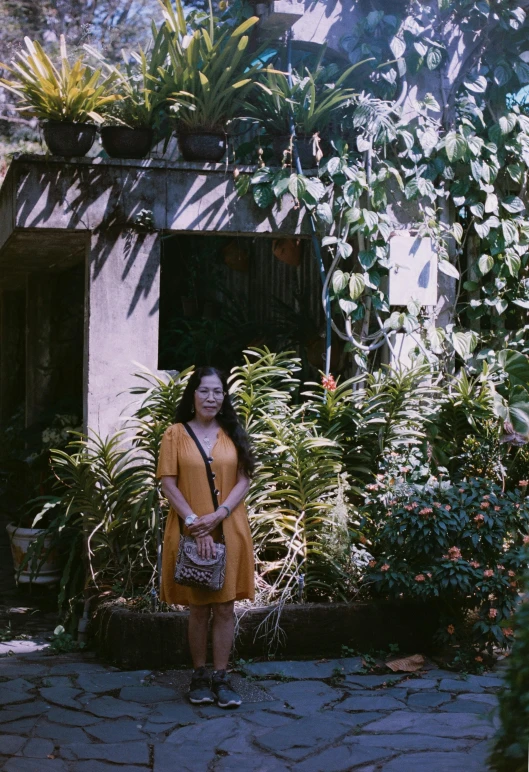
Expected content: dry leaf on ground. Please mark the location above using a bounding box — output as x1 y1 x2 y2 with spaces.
386 653 425 672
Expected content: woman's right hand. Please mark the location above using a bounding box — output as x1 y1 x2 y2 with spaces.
195 535 216 560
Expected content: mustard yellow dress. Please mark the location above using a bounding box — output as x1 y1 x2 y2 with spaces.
156 422 255 606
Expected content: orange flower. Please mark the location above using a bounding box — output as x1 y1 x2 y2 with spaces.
497 565 505 571
483 569 494 578
404 505 413 511
508 570 516 577
489 608 498 619
368 560 377 568
446 546 462 561
447 624 455 634
415 574 426 582
359 535 367 544
481 502 490 508
444 505 451 511
419 507 433 516
469 561 481 568
380 563 390 572
503 628 514 637
321 374 337 391
433 502 441 508
411 502 419 509
475 656 483 662
519 480 528 487
474 514 485 526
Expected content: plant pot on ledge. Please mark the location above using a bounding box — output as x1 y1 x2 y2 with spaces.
101 126 153 159
6 523 60 586
42 121 97 157
272 135 323 168
178 132 227 162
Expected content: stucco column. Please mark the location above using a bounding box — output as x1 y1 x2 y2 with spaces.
84 227 161 438
0 289 25 425
25 274 54 428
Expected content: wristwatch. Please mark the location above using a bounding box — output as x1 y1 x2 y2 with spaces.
184 514 198 527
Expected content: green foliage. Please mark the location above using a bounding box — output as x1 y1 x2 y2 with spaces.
362 475 529 653
0 35 117 123
84 25 171 128
157 0 261 132
243 62 359 137
490 573 529 772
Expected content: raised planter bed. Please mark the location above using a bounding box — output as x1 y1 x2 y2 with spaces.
90 600 440 670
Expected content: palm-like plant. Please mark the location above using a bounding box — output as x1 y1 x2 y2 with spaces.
84 25 171 129
0 36 117 123
243 63 359 137
157 0 262 132
248 412 349 602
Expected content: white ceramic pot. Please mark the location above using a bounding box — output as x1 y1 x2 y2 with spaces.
6 523 60 585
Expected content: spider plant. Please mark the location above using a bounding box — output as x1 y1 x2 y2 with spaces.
157 0 263 133
84 25 171 129
0 36 117 123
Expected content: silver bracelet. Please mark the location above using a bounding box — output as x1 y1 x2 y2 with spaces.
217 504 231 519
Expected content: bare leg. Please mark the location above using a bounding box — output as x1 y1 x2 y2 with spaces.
211 600 235 671
188 603 211 668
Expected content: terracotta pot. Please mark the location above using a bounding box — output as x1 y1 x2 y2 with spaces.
271 135 323 168
42 121 97 157
273 238 302 267
6 523 60 585
178 132 227 162
101 126 153 159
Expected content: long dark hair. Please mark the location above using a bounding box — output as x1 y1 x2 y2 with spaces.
175 366 255 478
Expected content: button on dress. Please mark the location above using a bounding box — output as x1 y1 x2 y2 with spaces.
156 422 255 605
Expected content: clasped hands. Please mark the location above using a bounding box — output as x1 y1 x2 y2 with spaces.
187 511 225 559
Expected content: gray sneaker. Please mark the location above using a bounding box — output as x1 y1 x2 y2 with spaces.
188 667 215 705
212 670 242 708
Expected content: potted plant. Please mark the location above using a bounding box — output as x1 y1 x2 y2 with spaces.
84 27 171 159
243 62 359 167
0 36 117 157
157 0 262 162
4 412 81 585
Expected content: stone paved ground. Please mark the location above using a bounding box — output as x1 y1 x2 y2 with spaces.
0 642 502 771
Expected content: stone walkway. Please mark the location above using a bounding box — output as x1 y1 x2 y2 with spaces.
0 644 501 771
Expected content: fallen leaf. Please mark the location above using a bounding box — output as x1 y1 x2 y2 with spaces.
386 654 425 672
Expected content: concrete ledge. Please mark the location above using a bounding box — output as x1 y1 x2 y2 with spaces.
90 601 440 669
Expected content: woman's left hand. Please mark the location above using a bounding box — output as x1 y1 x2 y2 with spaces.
188 511 225 537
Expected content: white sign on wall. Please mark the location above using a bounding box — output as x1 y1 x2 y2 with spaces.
388 236 437 307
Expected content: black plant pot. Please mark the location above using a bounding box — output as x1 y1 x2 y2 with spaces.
178 132 227 162
272 135 323 168
42 121 97 157
101 126 153 159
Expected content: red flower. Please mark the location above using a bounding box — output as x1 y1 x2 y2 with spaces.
414 574 426 582
445 546 462 561
483 569 494 578
321 374 337 392
380 563 390 572
447 624 455 634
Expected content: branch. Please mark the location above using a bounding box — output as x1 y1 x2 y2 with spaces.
0 112 36 126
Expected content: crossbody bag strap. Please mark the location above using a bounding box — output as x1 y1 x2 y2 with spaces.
183 423 220 511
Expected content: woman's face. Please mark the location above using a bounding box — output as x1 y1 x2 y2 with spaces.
194 374 225 421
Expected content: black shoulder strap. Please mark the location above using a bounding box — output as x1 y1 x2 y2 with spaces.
183 423 220 511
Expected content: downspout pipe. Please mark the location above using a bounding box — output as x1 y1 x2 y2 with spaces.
286 30 332 376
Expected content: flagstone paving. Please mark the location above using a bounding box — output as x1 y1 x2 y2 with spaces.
0 644 502 771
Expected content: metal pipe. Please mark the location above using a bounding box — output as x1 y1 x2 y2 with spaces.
286 30 332 376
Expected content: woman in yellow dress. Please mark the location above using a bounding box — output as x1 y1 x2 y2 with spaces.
157 366 255 708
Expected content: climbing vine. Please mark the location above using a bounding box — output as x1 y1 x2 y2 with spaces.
234 1 529 429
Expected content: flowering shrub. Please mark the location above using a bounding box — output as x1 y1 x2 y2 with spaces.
361 476 529 652
490 573 529 772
